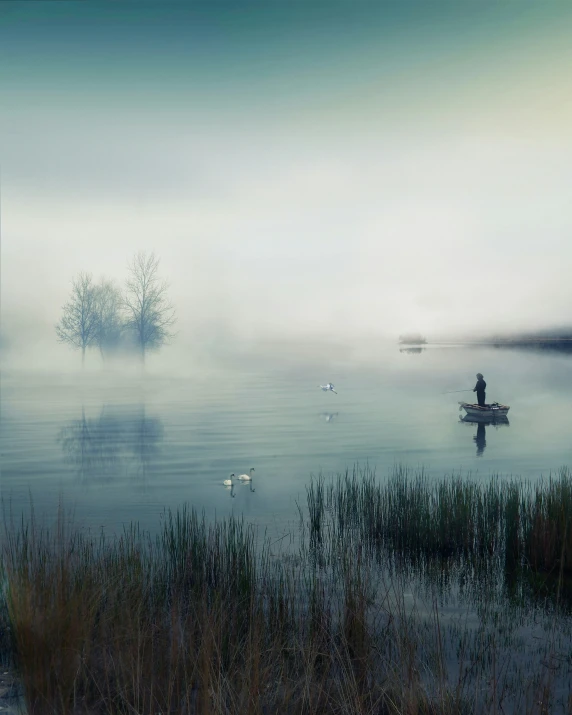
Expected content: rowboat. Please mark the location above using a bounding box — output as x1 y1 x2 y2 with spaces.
459 402 510 419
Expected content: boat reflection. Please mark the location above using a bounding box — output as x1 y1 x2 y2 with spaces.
459 414 509 458
58 405 164 484
399 347 425 354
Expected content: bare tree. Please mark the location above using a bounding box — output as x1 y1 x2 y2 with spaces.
55 272 99 365
123 252 176 362
93 279 123 361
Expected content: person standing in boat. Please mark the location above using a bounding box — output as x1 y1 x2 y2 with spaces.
473 373 487 407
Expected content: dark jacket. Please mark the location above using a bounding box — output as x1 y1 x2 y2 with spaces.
474 378 486 393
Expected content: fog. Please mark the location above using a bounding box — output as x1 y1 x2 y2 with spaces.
2 2 572 372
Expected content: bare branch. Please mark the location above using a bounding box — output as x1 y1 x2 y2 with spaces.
55 273 99 363
93 279 124 359
122 252 177 361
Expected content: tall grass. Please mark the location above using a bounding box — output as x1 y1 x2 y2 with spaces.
307 466 572 581
2 466 572 713
524 471 572 574
3 502 460 714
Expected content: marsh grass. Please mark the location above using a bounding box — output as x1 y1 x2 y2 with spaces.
0 504 476 715
307 466 572 584
524 472 572 575
2 466 572 713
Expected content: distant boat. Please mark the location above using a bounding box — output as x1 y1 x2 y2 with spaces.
459 402 510 419
399 333 427 345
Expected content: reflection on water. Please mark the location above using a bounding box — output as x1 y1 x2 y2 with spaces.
399 347 425 354
58 405 163 484
3 343 572 539
474 422 486 456
459 414 510 458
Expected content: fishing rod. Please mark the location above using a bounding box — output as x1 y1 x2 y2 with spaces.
444 389 473 394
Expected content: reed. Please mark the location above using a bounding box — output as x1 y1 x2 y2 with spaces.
306 465 572 581
2 466 572 713
523 469 572 575
0 502 472 714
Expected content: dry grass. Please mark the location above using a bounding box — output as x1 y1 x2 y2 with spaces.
0 506 471 714
2 467 572 714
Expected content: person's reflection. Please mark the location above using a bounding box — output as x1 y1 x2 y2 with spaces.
58 405 163 483
473 422 486 457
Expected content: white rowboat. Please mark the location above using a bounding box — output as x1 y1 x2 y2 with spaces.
459 402 510 418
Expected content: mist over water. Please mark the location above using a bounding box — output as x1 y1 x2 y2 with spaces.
1 1 572 529
2 9 572 711
1 344 570 538
2 2 572 363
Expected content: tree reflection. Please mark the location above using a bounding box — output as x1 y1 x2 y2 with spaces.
127 405 164 481
58 405 163 484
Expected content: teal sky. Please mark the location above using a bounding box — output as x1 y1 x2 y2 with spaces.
2 2 568 106
2 1 572 365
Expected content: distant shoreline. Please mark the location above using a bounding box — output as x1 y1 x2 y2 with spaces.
399 329 572 347
428 338 572 345
397 339 572 357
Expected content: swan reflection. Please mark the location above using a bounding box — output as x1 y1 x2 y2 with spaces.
58 405 163 483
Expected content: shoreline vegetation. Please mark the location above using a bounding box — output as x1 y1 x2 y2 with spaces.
422 330 572 348
2 466 572 714
429 339 572 346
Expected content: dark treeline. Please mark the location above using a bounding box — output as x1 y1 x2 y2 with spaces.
492 341 572 355
55 251 176 365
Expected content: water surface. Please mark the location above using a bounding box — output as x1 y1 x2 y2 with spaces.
2 343 571 536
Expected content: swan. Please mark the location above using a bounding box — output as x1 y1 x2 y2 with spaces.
223 473 235 486
238 468 255 481
318 383 337 394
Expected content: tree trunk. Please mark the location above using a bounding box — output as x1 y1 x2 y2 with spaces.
82 347 86 367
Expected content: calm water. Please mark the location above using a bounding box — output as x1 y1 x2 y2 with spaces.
2 343 571 537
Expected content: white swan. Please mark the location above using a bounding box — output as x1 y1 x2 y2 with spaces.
318 383 337 394
223 473 235 486
238 468 255 481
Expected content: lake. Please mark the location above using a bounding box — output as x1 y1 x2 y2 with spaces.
2 342 571 537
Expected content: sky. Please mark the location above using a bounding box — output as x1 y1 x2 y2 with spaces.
1 1 572 366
